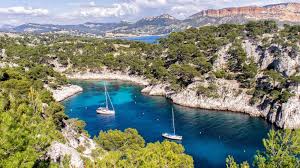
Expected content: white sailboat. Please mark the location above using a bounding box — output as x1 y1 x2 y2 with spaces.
162 108 182 140
96 83 115 115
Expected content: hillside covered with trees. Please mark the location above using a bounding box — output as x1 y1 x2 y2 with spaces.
1 20 300 167
2 20 300 127
0 67 193 167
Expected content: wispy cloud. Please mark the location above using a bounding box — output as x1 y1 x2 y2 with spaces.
0 6 48 16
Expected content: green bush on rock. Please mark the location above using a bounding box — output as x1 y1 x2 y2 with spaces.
227 129 300 168
94 129 193 168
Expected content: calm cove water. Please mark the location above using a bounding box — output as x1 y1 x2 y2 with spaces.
63 80 272 168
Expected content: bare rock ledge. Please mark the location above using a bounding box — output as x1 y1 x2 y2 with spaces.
46 85 83 102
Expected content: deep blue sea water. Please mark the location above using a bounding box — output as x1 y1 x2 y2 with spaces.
63 80 272 168
122 35 165 44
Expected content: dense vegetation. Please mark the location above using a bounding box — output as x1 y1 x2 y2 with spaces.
1 20 300 167
92 129 193 167
0 67 193 167
0 67 65 167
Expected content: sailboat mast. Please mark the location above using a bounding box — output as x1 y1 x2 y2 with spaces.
104 83 108 109
172 108 175 135
107 91 115 112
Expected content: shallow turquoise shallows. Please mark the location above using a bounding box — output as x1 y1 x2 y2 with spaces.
63 80 272 168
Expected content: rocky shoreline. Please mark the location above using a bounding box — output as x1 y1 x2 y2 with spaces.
48 71 149 102
51 70 300 129
46 85 83 102
66 71 149 86
142 80 262 117
142 79 300 129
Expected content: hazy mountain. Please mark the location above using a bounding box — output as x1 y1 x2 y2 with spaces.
2 3 300 36
134 14 179 27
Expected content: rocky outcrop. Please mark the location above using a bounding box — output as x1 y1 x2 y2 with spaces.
48 58 72 73
46 120 103 167
213 44 231 70
67 70 149 86
275 97 300 129
273 51 298 77
229 40 300 77
143 79 300 129
170 89 261 116
61 120 98 159
45 84 83 102
142 80 262 117
169 80 261 116
0 62 18 68
47 142 84 168
141 84 170 96
190 3 300 23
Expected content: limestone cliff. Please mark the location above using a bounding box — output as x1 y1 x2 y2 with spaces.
142 38 300 129
189 3 300 23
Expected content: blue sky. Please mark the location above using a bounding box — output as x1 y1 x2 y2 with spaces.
0 0 298 25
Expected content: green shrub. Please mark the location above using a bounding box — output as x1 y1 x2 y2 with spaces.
196 84 219 98
214 69 227 79
279 90 294 103
95 128 145 151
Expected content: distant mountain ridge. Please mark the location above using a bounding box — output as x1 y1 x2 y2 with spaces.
2 2 300 36
135 14 179 26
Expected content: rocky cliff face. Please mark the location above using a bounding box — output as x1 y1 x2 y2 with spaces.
169 80 262 116
144 81 300 129
143 38 300 129
189 3 300 23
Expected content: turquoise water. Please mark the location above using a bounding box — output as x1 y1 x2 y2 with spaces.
63 80 272 168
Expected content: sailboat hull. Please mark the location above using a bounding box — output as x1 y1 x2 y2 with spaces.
96 107 115 115
162 133 182 140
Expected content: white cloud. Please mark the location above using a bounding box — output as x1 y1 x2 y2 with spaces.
0 6 49 16
63 2 141 20
135 0 167 7
64 0 169 20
